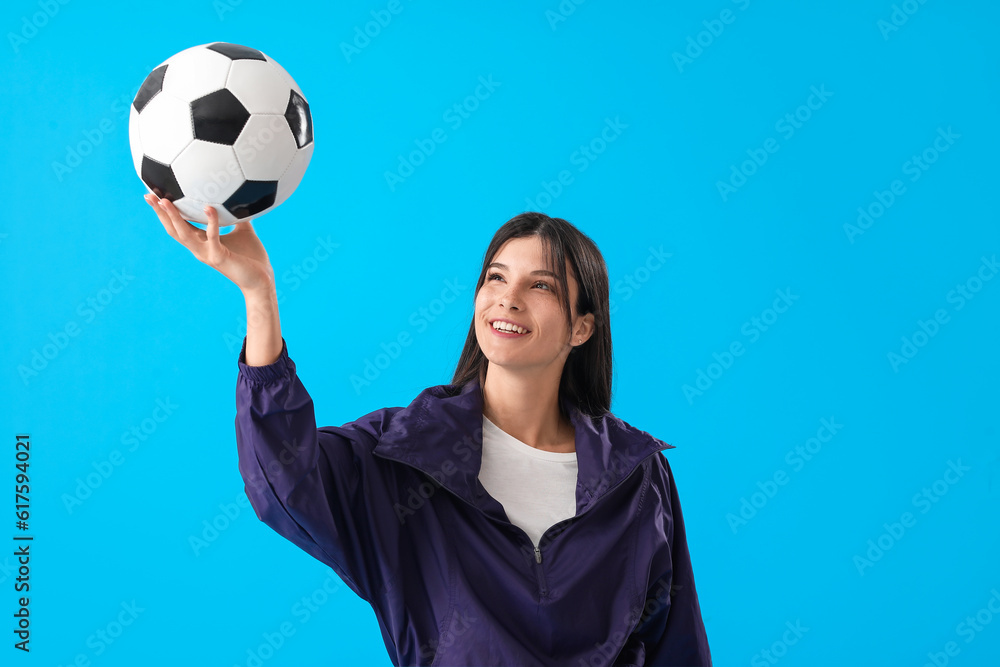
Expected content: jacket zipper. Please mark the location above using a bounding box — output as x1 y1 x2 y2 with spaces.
373 447 669 599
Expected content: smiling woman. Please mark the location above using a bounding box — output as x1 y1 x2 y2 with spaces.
145 192 712 666
456 213 609 419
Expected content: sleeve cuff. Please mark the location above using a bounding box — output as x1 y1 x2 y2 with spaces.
237 335 294 386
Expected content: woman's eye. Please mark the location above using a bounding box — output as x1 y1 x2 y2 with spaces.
486 273 551 291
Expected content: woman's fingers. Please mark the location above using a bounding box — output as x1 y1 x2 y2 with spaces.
202 204 228 268
147 194 188 241
145 194 179 240
144 193 270 292
156 197 204 245
204 204 220 245
146 194 226 268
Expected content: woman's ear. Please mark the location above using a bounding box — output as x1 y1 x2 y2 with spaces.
574 313 596 344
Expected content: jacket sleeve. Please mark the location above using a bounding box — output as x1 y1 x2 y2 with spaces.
234 335 394 603
632 455 712 666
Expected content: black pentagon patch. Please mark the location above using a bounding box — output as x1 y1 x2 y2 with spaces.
207 42 265 61
285 90 313 148
224 181 277 219
191 89 250 145
133 64 168 113
140 156 183 200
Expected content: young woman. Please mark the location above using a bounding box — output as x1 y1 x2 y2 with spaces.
144 194 712 666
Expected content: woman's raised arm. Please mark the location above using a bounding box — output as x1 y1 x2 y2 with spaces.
144 193 396 601
143 194 282 366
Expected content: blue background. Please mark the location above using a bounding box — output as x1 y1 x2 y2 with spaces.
2 0 998 665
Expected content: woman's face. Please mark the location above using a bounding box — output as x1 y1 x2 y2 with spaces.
474 235 589 374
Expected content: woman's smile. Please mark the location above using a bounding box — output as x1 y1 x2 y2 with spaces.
489 317 532 338
490 324 530 338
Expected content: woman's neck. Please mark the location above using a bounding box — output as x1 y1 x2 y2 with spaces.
481 369 575 453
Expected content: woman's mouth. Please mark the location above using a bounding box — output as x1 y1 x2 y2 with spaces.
490 320 530 337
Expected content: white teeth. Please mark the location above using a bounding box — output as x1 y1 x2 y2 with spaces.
492 321 527 334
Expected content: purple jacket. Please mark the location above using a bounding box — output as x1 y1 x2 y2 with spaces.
234 336 712 666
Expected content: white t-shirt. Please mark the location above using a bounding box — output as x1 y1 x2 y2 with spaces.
478 415 579 549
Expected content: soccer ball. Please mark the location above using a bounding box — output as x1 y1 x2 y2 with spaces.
128 42 314 226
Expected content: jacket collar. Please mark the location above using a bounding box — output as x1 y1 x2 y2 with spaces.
372 377 674 522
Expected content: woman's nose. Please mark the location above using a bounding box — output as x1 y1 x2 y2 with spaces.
500 288 522 309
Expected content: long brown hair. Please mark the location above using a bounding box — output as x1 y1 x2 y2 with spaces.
450 212 613 417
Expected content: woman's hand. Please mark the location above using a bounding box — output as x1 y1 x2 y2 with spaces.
144 194 276 295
